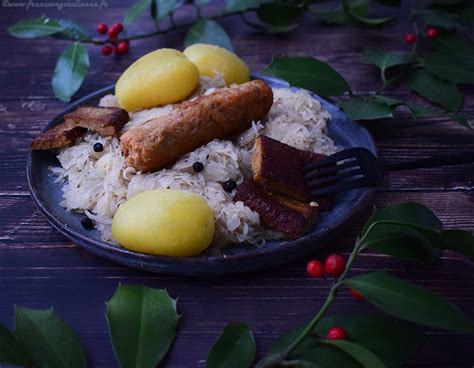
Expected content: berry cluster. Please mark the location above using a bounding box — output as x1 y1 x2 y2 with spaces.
404 26 438 45
96 22 129 56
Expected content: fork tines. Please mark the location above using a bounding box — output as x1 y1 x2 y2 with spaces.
302 147 383 197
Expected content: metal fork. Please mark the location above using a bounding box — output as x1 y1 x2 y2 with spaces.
303 147 384 197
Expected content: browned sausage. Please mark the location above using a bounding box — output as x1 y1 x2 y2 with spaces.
120 80 273 172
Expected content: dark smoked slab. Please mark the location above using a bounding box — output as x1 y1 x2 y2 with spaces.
0 1 474 367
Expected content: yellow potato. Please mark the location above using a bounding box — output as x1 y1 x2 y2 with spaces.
115 48 199 112
183 43 250 85
112 189 215 257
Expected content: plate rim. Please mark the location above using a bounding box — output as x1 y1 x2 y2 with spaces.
27 75 377 275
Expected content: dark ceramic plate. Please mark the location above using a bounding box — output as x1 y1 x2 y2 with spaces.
27 75 377 275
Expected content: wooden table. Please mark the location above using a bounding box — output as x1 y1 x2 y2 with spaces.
1 2 473 367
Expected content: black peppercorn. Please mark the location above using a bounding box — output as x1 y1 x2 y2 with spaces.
93 142 104 152
223 179 237 192
192 161 204 172
81 216 94 230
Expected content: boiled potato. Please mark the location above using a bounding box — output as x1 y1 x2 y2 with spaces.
115 48 199 112
112 189 215 257
183 43 250 85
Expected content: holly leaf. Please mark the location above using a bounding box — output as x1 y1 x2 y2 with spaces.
309 7 346 24
263 56 350 96
431 33 474 60
124 0 152 26
362 202 443 236
408 69 462 112
369 95 403 107
0 323 32 366
339 99 394 121
15 306 87 368
225 0 268 12
324 340 386 368
434 229 474 261
416 9 466 29
405 102 439 119
151 0 177 26
206 322 256 368
53 19 92 41
360 223 440 263
344 271 474 333
315 314 425 367
450 114 471 128
257 2 306 33
106 285 180 368
184 19 234 51
52 42 90 102
347 13 394 27
422 52 474 85
363 49 415 75
8 16 62 38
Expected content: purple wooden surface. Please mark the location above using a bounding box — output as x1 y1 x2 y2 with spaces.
1 1 474 367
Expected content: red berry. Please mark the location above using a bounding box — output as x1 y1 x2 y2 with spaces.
96 23 108 34
101 45 113 56
108 28 119 41
327 326 347 340
112 22 124 33
405 33 416 45
306 260 324 278
324 254 345 277
115 41 129 55
350 288 364 300
426 27 438 39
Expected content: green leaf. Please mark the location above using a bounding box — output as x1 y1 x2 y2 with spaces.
57 19 92 41
339 99 394 121
362 202 443 236
451 114 471 128
325 340 386 368
151 0 178 26
278 360 322 367
52 43 90 102
344 271 474 333
416 9 465 29
124 0 152 26
309 7 346 24
225 0 268 12
405 102 439 119
347 13 394 27
263 56 350 96
106 284 180 368
408 69 462 112
370 95 403 106
292 344 360 368
315 314 425 367
363 49 415 75
435 229 474 261
431 33 474 60
422 52 474 85
8 16 62 38
184 19 234 51
206 322 256 368
0 323 32 366
15 306 87 368
257 2 306 33
361 223 440 263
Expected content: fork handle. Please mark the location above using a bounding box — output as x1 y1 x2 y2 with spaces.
382 152 474 171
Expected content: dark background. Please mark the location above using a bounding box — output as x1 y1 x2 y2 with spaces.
1 1 474 367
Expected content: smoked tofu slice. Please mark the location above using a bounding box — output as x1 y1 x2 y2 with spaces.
252 135 334 210
31 121 86 150
64 106 129 136
234 180 318 238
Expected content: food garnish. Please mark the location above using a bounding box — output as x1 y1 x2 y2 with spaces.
115 48 199 112
31 121 86 150
192 161 204 173
183 43 250 85
64 106 129 136
120 79 273 172
93 142 104 152
80 216 94 230
234 180 318 238
111 189 215 257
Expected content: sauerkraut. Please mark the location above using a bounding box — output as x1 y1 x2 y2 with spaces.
51 77 336 246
